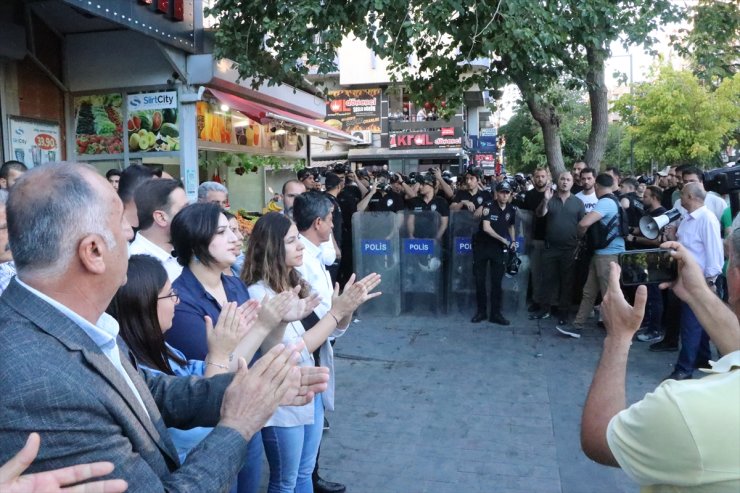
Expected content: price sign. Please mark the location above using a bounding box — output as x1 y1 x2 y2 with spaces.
9 117 61 169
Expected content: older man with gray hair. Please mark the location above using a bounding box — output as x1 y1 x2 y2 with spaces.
198 181 229 209
663 181 724 380
0 162 329 492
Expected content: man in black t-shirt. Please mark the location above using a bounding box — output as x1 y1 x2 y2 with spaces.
406 174 450 240
324 172 344 283
450 168 492 217
471 181 517 326
521 167 549 312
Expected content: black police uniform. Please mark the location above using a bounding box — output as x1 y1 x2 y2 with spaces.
406 196 450 239
368 190 405 212
452 188 492 212
325 192 343 283
337 185 362 285
473 199 516 323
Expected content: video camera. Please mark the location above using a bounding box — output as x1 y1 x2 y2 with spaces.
703 165 740 195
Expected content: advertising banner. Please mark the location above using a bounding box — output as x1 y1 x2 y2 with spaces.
73 93 124 156
325 88 381 133
9 117 61 168
477 127 497 151
127 91 179 153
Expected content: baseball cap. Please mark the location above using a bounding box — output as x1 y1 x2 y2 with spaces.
656 166 671 177
495 181 512 192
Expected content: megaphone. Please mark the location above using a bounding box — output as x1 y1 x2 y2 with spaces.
639 208 682 240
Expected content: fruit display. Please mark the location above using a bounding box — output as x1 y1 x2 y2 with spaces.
127 108 180 152
74 94 124 155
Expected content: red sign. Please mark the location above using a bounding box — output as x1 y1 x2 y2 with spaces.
389 129 463 149
34 134 57 150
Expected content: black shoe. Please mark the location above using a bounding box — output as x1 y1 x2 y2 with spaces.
694 358 711 369
527 303 541 313
313 477 346 493
649 340 678 352
489 314 510 325
471 313 486 323
528 309 551 320
663 370 692 381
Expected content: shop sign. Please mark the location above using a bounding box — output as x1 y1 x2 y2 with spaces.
9 117 61 168
325 88 381 133
61 0 198 52
389 127 463 149
127 91 179 153
474 153 496 166
73 93 124 156
477 127 497 151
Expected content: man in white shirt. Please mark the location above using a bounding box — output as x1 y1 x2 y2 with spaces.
664 182 724 380
575 167 598 213
128 179 189 281
291 190 347 493
672 166 726 221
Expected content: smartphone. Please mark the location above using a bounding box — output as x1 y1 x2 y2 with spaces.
618 248 677 285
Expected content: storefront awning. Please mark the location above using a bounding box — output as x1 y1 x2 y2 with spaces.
207 88 363 144
348 147 465 161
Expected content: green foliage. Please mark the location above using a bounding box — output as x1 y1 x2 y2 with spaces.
672 0 740 86
206 0 679 172
613 67 740 166
199 151 306 173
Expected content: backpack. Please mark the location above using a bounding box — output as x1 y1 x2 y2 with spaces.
585 194 629 251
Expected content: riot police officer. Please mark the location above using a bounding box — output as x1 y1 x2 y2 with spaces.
471 181 517 325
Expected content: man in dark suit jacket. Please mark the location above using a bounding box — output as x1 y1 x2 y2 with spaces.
0 163 329 492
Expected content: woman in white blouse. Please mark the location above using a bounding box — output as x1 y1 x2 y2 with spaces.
242 212 380 493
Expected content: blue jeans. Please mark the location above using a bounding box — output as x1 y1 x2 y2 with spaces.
262 394 324 493
229 432 264 493
643 284 663 332
676 302 711 374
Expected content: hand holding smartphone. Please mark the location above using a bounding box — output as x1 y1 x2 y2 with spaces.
618 248 678 285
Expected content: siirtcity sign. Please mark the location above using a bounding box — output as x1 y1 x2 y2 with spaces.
127 91 178 111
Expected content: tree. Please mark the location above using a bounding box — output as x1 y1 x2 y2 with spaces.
613 66 740 167
672 0 740 87
502 87 633 174
207 0 679 176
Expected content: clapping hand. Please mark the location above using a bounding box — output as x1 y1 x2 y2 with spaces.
282 287 321 322
0 433 127 493
206 301 259 363
331 273 382 319
257 290 297 330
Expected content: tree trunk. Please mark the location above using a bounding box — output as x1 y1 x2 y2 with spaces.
524 92 566 178
584 45 609 172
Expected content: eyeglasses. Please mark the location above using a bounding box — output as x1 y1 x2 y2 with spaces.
157 290 180 304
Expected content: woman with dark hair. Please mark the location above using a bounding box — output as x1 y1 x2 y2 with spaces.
166 203 307 493
107 254 257 461
242 212 381 493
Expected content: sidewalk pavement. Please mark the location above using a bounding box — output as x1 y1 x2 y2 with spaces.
314 312 678 493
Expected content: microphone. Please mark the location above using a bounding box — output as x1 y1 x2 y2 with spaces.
639 208 682 240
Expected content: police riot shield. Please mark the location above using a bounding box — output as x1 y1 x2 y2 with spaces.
501 209 532 314
399 210 444 314
446 210 479 314
352 211 402 316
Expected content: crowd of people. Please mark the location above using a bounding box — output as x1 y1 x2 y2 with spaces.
0 157 738 492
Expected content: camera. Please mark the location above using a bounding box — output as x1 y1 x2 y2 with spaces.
637 175 654 185
703 165 740 195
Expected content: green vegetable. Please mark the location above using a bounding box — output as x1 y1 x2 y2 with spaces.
138 113 153 131
160 122 179 138
163 108 177 124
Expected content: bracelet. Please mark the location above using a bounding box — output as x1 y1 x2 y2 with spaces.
328 311 340 325
205 360 229 370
